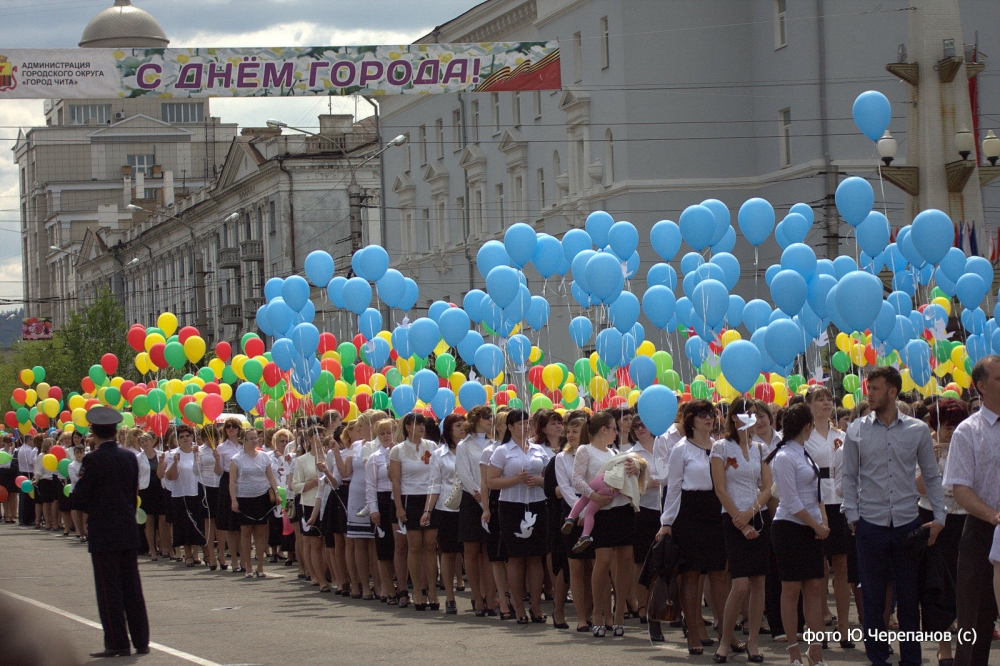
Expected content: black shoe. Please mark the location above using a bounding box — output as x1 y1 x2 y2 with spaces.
446 600 457 614
135 646 150 655
713 655 728 664
429 602 440 611
840 639 855 649
90 649 131 658
648 620 665 642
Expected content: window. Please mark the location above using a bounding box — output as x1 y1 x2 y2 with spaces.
143 188 159 200
435 118 444 159
20 168 25 193
437 201 448 246
537 168 546 208
269 200 276 234
473 188 484 237
257 207 264 238
127 154 156 177
418 125 427 165
775 0 787 49
513 91 521 126
533 91 542 119
456 196 466 232
573 32 583 83
470 100 480 143
575 138 586 192
452 109 463 152
779 108 792 167
402 132 411 172
491 93 501 134
69 104 111 125
496 183 505 230
245 211 253 240
403 211 414 254
600 17 610 69
422 209 431 251
605 129 615 185
161 103 204 123
512 175 523 222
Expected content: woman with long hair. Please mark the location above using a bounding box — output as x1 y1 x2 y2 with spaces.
325 423 356 595
340 412 379 599
32 437 58 531
556 416 594 632
215 418 244 571
389 413 438 610
534 409 568 624
196 424 222 569
481 409 513 618
628 415 663 628
229 427 280 578
137 431 168 563
0 434 16 524
66 443 87 540
487 409 550 624
366 418 398 602
268 428 293 563
455 405 496 616
163 424 205 567
422 413 465 614
657 400 729 653
291 426 325 587
711 397 772 662
767 403 829 666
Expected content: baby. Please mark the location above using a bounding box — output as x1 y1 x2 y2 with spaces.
561 452 649 553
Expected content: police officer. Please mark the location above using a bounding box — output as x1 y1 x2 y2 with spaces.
74 406 150 658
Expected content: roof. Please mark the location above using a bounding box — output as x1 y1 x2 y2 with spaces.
79 0 169 48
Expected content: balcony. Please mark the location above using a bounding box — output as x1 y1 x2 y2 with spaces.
244 296 266 318
220 304 242 325
218 247 240 270
241 239 264 263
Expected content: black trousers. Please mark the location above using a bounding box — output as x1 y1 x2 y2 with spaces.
91 548 149 651
954 516 998 666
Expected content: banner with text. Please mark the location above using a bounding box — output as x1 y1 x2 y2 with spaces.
0 43 561 100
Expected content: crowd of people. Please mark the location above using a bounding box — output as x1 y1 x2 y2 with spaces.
3 359 1000 666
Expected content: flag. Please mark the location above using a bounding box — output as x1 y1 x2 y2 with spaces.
969 221 980 257
954 222 962 248
959 221 970 255
989 226 999 263
889 226 899 243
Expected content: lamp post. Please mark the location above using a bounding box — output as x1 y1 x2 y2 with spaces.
266 118 406 252
877 131 897 166
982 130 1000 166
956 124 975 160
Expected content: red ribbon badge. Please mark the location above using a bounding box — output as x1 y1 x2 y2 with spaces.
725 457 739 470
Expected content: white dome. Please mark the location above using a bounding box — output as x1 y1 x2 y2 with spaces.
79 0 169 49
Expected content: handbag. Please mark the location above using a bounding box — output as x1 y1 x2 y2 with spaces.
267 487 279 505
444 479 463 510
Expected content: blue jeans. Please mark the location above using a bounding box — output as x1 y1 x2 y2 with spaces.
854 517 925 666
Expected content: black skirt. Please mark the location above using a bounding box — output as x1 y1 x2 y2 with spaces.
673 490 726 572
561 500 595 560
499 500 548 558
433 509 462 553
203 484 219 520
323 484 349 535
35 477 58 504
268 513 283 546
216 472 239 532
486 489 507 562
457 491 486 543
0 466 16 492
171 491 207 547
298 497 322 538
771 519 825 581
139 476 167 517
632 506 662 564
400 494 428 531
237 492 273 526
548 497 569 580
723 510 770 578
591 503 636 550
823 504 849 556
61 486 76 512
374 491 396 562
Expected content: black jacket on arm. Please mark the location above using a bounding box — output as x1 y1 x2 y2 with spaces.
74 441 141 553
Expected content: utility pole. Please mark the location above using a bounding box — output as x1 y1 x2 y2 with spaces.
349 175 363 254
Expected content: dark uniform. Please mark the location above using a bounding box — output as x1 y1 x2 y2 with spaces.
74 407 149 657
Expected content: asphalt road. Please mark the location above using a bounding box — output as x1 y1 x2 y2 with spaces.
2 523 998 666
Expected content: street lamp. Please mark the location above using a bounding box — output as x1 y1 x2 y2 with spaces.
982 130 1000 166
877 131 897 166
956 124 975 160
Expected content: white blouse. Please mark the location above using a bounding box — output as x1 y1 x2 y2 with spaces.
455 433 489 495
169 449 201 498
755 429 783 457
772 442 823 525
364 445 393 514
804 426 843 505
428 445 458 512
555 451 579 508
68 460 83 490
628 442 661 511
711 439 766 514
33 454 53 481
232 449 272 498
660 438 714 526
489 440 549 504
198 444 221 488
389 439 437 496
216 440 240 475
291 452 319 506
133 449 150 490
572 444 629 510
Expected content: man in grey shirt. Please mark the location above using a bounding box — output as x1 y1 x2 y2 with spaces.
842 366 945 666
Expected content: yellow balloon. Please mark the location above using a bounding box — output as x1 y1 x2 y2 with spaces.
189 377 205 389
42 453 58 472
19 369 34 385
931 296 952 316
529 346 543 363
64 424 75 433
491 372 505 387
616 385 629 398
484 385 495 403
219 384 233 402
566 372 575 384
541 364 564 391
950 345 966 367
184 336 207 364
900 369 916 393
434 339 450 356
136 496 141 508
232 354 248 380
934 360 954 378
771 383 789 406
836 332 852 354
193 391 207 402
849 343 869 367
842 394 856 410
157 312 178 337
627 390 641 407
589 352 600 374
144 332 165 353
36 382 50 400
322 350 341 362
165 379 184 397
18 422 31 435
110 377 124 389
449 372 465 392
370 373 387 392
562 383 579 403
377 330 392 344
24 389 36 407
42 398 59 419
589 376 610 401
636 341 656 357
334 380 349 398
346 402 360 421
208 357 225 378
72 408 89 427
397 356 414 377
715 375 739 402
68 395 85 411
354 384 372 396
720 330 742 348
952 367 972 389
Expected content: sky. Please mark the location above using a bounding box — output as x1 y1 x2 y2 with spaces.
0 0 483 310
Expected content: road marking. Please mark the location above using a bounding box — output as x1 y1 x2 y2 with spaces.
0 588 222 666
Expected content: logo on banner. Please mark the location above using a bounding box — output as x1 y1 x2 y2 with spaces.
0 56 16 92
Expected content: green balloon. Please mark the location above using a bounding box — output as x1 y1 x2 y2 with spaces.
0 451 11 465
661 369 682 391
651 351 673 375
183 383 199 396
182 373 194 381
595 357 611 377
690 379 710 400
313 371 336 402
338 342 357 366
435 353 456 378
264 399 283 421
508 398 524 410
63 483 72 497
929 286 946 301
222 365 238 384
563 396 581 410
168 394 183 418
530 394 554 413
32 366 45 383
164 341 187 370
57 457 70 478
89 364 107 386
104 387 122 406
263 352 272 362
183 402 204 424
131 394 150 416
574 358 594 385
372 391 390 410
146 388 167 412
342 364 355 385
167 335 179 345
555 363 569 388
121 413 135 428
29 406 37 421
243 359 264 384
853 388 864 403
385 368 402 388
700 358 721 381
831 351 851 373
15 407 29 423
942 389 960 399
787 374 805 394
842 374 860 394
412 355 427 372
277 487 287 501
146 327 165 338
932 340 951 363
197 367 215 383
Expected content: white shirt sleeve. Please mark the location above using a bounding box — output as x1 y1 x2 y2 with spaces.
572 446 594 499
660 444 685 526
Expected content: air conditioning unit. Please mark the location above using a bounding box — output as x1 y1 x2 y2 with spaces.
115 112 125 121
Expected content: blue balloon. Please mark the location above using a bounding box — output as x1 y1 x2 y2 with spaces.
428 300 450 323
463 289 487 323
642 286 676 330
835 271 883 333
408 318 440 358
625 250 641 280
235 382 261 412
852 90 892 142
781 243 817 280
483 298 504 335
886 315 915 352
872 301 897 341
281 275 310 313
710 253 740 290
629 356 657 390
859 251 885 275
890 269 915 297
939 247 967 283
477 240 510 279
737 198 775 246
304 250 335 287
798 302 825 338
807 274 837 319
898 228 925 269
358 308 383 341
376 269 406 308
504 223 537 268
679 204 715 251
691 279 729 328
835 177 874 226
570 281 593 308
886 291 912 316
596 328 624 368
387 326 409 360
255 304 274 337
966 256 993 285
531 234 563 278
856 211 890 257
650 220 681 262
485 266 520 308
637 385 678 437
609 291 640 333
956 273 987 309
431 387 456 418
562 228 593 263
883 242 907 273
630 322 646 346
907 209 951 265
399 278 419 312
266 297 294 334
833 256 859 280
391 384 416 416
790 203 815 225
608 221 639 260
647 263 677 290
290 323 319 357
271 338 296 371
765 318 803 367
585 252 625 303
457 330 484 365
815 259 836 277
439 307 471 346
327 276 347 309
685 335 710 366
770 269 808 316
768 309 791 323
503 285 531 322
342 277 372 315
965 308 988 336
681 251 704 276
571 249 597 293
903 339 931 386
525 296 550 331
264 277 284 302
712 226 737 254
367 336 390 368
569 316 594 346
556 256 571 276
923 304 948 331
727 295 745 328
676 296 694 328
721 340 763 393
967 335 989 366
458 381 487 409
474 343 505 379
742 299 773 333
360 245 390 281
412 369 439 402
507 334 531 367
701 199 731 246
782 212 811 244
585 211 614 248
764 264 781 287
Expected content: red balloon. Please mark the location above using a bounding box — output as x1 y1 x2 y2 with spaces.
81 377 96 395
177 394 195 419
389 349 399 362
752 383 775 403
321 358 342 379
355 392 372 412
438 377 449 388
283 394 301 414
127 326 146 352
149 343 167 370
34 413 49 429
50 444 67 461
119 381 135 399
59 410 71 423
178 326 200 344
202 382 220 395
215 341 232 362
101 353 119 375
4 412 17 428
331 397 350 417
126 386 147 403
313 402 329 417
319 332 338 354
11 388 25 405
528 366 545 389
84 399 100 411
245 337 265 359
354 364 374 386
615 367 633 388
262 362 282 388
148 413 169 437
48 386 62 401
202 394 224 421
14 476 27 488
352 334 365 352
495 391 510 406
680 392 693 403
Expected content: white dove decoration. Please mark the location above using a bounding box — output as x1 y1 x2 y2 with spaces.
736 413 758 431
515 511 537 539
